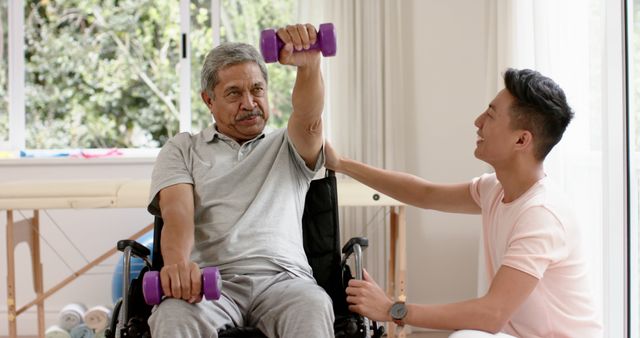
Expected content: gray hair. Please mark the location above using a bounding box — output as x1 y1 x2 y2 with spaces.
200 42 269 99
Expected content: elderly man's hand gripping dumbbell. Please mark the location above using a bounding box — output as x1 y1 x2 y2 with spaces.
260 23 336 64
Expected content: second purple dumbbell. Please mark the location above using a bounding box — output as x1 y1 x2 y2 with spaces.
260 23 337 63
142 266 222 305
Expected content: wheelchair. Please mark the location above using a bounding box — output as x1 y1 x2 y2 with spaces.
106 170 385 338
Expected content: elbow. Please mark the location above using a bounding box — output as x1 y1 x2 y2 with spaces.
468 297 512 334
480 308 510 334
306 118 323 136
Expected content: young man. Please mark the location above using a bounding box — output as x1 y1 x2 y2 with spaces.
147 24 332 337
326 69 602 337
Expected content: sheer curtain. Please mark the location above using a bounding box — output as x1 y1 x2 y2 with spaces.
484 0 626 336
297 0 408 288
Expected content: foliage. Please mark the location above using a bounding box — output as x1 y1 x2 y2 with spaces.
191 0 297 132
23 0 181 148
0 0 295 149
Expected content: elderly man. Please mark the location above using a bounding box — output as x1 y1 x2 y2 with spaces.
147 24 333 337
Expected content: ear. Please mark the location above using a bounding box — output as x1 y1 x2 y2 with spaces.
515 130 533 150
201 91 214 110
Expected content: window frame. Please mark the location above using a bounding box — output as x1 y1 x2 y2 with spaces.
7 0 24 151
3 0 220 153
602 0 629 336
626 0 639 336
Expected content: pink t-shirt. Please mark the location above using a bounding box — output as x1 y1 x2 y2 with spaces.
470 173 602 338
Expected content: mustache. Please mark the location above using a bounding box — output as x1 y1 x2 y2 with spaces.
236 109 264 121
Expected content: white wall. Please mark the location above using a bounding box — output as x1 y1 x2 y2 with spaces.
402 0 491 317
0 0 494 334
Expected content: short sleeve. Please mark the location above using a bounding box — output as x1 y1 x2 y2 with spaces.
284 129 325 180
501 206 569 279
470 176 482 206
469 173 498 208
147 135 194 216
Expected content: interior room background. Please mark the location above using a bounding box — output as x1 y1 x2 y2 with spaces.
0 0 637 336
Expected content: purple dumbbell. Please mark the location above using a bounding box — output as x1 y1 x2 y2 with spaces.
142 266 222 305
260 23 337 63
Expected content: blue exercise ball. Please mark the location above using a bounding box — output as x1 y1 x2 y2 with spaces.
111 231 154 303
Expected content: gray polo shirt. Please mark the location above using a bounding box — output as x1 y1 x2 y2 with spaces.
148 125 324 279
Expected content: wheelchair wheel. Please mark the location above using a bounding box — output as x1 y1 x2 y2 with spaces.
104 298 122 338
105 299 151 338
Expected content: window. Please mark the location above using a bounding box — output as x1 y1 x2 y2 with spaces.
0 0 7 147
1 0 298 151
191 0 298 131
189 0 214 133
501 0 626 334
23 0 181 149
629 0 639 336
219 0 297 129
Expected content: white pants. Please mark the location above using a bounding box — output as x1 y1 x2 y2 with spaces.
449 330 517 338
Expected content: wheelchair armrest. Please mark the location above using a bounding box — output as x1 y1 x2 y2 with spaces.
341 237 369 255
117 239 151 259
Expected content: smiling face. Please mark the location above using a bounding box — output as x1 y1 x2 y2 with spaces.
473 89 524 167
201 61 270 143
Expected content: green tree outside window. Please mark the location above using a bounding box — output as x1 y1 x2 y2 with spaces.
19 0 295 149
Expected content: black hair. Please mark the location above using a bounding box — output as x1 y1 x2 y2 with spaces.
504 68 574 160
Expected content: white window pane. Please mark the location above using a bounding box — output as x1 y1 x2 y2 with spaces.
190 0 214 133
0 0 7 145
630 0 640 335
190 0 297 131
24 0 180 149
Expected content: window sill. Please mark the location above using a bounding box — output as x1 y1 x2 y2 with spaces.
0 149 159 166
0 156 157 166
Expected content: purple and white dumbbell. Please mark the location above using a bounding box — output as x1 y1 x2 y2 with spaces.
260 23 337 63
142 266 222 305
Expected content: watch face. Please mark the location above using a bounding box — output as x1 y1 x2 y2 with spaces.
390 302 407 320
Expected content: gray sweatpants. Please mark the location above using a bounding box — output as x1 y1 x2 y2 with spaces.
148 272 334 337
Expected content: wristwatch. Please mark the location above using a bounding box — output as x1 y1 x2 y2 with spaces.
389 301 408 326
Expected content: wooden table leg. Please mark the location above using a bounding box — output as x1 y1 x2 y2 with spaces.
31 211 45 338
6 210 17 338
387 207 397 337
387 206 407 338
6 210 46 337
5 207 153 338
395 206 407 338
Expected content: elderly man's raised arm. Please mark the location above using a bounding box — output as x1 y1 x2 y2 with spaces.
278 24 324 169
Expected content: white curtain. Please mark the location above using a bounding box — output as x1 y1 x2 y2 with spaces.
297 0 407 288
484 0 627 336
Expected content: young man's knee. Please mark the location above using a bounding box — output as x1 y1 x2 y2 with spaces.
449 330 515 338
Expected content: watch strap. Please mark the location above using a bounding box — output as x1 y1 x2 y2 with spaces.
392 317 405 327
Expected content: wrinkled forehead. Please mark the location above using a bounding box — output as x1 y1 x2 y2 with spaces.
216 62 266 89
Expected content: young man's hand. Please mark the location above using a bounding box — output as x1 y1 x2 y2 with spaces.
345 269 394 322
323 141 344 173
